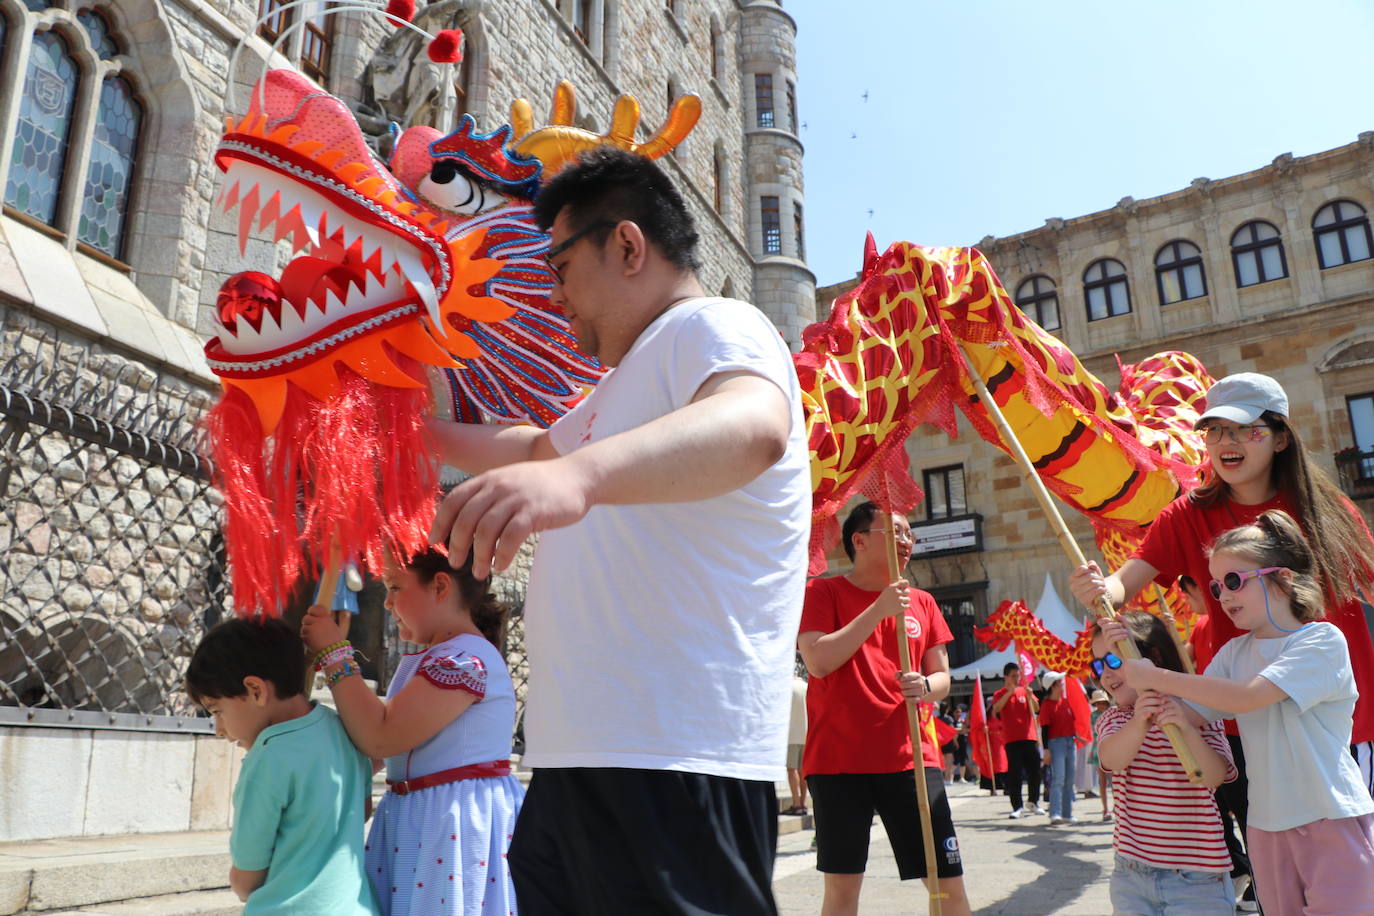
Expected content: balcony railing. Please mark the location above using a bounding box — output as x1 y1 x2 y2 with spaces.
1335 447 1374 499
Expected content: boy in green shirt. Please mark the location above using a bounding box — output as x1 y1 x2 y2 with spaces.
186 618 378 915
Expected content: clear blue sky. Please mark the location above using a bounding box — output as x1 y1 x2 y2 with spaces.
792 0 1374 287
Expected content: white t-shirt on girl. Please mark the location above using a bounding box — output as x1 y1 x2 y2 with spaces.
522 297 809 781
1188 622 1374 831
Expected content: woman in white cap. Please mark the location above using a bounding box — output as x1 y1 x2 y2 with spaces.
1070 372 1374 794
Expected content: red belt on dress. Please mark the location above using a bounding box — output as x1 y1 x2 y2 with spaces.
386 760 511 795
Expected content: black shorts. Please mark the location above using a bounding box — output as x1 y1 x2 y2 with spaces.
508 767 779 915
807 768 963 880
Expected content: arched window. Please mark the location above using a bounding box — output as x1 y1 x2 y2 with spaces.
77 9 118 58
78 76 141 258
1231 221 1287 287
1313 200 1373 269
1155 240 1206 304
1083 258 1130 320
2 8 147 264
1014 276 1060 331
5 31 79 226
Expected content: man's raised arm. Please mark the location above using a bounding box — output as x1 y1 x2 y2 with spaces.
425 417 557 476
430 370 790 578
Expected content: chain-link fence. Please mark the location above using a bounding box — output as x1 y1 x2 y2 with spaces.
0 319 225 731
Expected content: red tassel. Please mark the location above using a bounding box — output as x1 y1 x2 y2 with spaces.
427 29 464 63
203 364 438 617
385 0 416 22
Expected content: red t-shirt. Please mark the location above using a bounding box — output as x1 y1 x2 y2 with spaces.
799 576 953 774
1134 492 1374 745
1039 696 1077 740
991 686 1037 743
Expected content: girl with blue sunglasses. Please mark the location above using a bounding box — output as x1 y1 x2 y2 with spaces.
1092 611 1237 915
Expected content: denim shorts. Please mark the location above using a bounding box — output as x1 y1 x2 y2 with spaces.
1109 854 1234 915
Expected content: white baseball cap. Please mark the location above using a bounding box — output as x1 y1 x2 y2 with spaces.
1195 373 1289 427
1041 671 1066 690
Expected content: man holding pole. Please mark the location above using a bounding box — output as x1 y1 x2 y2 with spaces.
798 502 972 916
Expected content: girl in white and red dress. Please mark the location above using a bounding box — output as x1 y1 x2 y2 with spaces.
1092 611 1237 915
303 548 522 916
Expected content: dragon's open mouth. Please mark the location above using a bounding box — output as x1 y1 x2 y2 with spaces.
206 72 455 377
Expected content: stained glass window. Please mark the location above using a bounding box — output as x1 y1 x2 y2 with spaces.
78 9 119 59
78 77 141 258
5 31 78 226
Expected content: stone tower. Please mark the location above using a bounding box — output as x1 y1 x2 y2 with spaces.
739 0 815 346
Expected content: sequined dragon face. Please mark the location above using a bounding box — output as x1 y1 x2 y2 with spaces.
207 69 575 430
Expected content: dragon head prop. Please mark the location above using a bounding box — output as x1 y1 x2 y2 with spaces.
204 68 700 615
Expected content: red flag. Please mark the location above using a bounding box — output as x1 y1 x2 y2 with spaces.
1065 675 1094 747
1017 645 1036 682
969 676 994 777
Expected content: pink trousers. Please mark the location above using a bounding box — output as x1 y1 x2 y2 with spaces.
1246 813 1374 915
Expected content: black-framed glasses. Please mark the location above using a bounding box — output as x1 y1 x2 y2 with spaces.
1198 424 1273 445
1089 652 1122 678
1208 567 1284 600
544 220 615 283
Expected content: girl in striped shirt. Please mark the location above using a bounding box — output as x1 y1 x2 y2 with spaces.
1093 611 1237 915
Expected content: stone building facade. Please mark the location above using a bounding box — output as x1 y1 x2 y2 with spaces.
817 135 1374 674
0 0 812 842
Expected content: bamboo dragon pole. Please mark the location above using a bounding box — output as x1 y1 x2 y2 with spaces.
955 344 1203 783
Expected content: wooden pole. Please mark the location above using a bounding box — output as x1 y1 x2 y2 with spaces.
956 344 1204 783
981 718 996 796
885 522 945 915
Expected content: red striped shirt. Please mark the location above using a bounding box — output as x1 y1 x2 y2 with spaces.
1097 705 1236 872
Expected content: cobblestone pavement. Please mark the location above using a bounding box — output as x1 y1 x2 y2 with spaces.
774 781 1117 915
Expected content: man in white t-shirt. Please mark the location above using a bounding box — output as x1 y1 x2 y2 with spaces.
429 147 809 915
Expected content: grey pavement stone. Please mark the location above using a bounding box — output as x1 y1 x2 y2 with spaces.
774 783 1115 915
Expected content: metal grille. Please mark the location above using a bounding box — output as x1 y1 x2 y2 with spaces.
0 319 227 727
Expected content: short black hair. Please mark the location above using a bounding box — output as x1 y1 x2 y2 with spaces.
533 147 700 271
1003 662 1019 676
185 617 306 705
841 501 883 562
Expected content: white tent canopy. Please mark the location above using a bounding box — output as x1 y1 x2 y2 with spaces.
949 573 1091 680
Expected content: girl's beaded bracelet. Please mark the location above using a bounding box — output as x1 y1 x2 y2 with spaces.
326 660 360 687
313 641 353 670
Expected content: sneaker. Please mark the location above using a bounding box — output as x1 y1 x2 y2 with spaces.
1061 816 1081 826
1031 804 1049 815
1236 900 1259 914
1008 807 1026 819
1049 816 1067 825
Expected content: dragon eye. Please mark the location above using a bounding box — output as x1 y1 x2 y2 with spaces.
429 159 460 185
418 159 494 216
